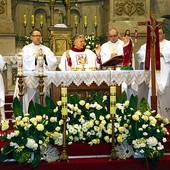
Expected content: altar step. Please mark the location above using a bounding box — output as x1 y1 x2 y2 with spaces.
4 94 14 120
1 156 170 170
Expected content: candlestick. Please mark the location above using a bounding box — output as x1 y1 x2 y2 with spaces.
94 16 97 27
31 15 35 27
40 14 43 27
23 14 27 26
84 16 87 27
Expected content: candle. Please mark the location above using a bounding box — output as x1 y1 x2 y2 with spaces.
134 29 138 43
61 87 67 97
23 14 27 26
110 85 116 115
84 16 87 27
40 15 43 27
61 86 68 116
94 16 97 27
37 48 44 76
62 107 68 116
17 55 23 76
110 106 116 115
31 15 35 26
110 86 116 95
75 15 78 26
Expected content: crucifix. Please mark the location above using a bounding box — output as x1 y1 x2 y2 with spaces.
138 11 166 113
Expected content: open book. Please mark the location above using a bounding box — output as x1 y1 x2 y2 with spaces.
101 55 123 67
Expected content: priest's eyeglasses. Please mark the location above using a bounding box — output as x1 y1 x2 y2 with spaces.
31 35 42 37
109 34 118 38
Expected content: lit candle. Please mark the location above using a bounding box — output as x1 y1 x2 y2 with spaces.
94 16 97 27
23 14 27 26
134 29 138 43
40 15 43 27
75 15 78 27
31 15 35 26
84 16 87 27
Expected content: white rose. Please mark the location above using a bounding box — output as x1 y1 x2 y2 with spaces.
36 124 44 131
132 114 139 121
79 100 85 106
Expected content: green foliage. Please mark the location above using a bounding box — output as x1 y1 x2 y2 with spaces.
120 66 134 70
13 97 24 117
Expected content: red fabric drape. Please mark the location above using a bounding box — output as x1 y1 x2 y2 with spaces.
145 21 160 70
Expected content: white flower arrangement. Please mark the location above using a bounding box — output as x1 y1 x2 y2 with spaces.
0 92 169 168
114 93 169 160
85 34 97 52
0 97 60 168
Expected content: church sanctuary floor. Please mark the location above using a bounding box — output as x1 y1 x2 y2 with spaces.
0 155 170 170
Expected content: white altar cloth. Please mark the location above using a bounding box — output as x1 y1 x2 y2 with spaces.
23 70 150 88
15 70 150 113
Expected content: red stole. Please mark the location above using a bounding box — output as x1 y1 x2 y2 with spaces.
123 39 133 66
145 21 160 70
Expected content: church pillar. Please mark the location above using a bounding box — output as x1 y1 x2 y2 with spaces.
65 3 71 27
50 0 56 26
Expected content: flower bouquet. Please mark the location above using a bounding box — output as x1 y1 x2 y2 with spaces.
114 92 169 169
0 96 60 168
85 34 98 52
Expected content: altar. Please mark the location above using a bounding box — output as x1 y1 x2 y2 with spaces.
19 70 150 110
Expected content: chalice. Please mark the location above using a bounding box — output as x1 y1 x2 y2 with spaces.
80 57 86 71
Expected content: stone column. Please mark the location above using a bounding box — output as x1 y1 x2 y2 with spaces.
50 0 56 26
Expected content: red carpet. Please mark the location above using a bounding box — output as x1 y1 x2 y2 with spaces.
1 156 170 170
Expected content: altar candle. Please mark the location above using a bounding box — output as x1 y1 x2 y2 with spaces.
62 107 68 116
110 85 116 95
37 48 44 76
94 16 97 27
134 29 138 43
31 15 35 26
84 16 87 27
37 56 44 76
75 15 78 26
23 14 27 26
110 106 116 115
40 15 43 26
17 55 23 76
62 97 67 103
61 87 67 97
